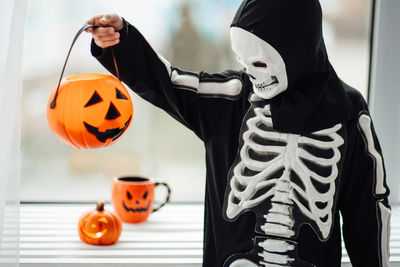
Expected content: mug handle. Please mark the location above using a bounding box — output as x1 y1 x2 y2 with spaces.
152 182 171 213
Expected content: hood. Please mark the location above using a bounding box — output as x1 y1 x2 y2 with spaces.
231 0 357 134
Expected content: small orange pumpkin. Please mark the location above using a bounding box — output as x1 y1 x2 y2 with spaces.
78 201 122 245
47 73 133 149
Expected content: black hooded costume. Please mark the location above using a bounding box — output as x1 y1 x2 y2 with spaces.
91 0 391 266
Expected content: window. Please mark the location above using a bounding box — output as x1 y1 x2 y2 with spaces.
21 0 372 202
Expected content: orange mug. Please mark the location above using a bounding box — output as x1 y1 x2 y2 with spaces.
111 176 171 223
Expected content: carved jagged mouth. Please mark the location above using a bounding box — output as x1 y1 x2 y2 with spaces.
123 200 151 213
84 116 131 143
82 228 108 239
254 76 278 91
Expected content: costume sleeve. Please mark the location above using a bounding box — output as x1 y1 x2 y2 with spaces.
91 18 247 141
339 111 391 267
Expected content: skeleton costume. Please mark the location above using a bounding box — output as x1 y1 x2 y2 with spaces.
91 0 391 266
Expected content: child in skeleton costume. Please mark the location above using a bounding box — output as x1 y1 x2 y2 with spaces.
90 0 391 266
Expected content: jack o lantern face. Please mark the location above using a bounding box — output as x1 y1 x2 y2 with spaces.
81 216 109 239
83 88 132 143
123 189 151 213
78 202 122 245
47 73 134 149
112 177 156 223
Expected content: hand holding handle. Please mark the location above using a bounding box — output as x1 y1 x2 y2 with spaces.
50 24 119 109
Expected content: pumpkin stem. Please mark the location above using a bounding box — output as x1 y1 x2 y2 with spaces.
96 201 105 212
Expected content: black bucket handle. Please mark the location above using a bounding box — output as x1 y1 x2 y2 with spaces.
50 24 120 109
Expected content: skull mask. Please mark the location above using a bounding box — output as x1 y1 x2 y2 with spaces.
230 27 288 99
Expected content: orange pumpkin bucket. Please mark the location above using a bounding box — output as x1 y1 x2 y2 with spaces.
47 25 133 148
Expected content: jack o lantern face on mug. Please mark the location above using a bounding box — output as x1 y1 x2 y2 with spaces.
123 189 151 213
47 73 133 149
111 177 156 223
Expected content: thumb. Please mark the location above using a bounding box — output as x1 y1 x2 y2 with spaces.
99 15 110 25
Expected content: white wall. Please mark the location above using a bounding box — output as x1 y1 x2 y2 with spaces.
369 0 400 204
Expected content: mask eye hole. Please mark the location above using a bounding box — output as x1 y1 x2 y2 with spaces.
252 61 267 68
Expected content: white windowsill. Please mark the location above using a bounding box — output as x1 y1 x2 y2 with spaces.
17 203 203 267
7 203 400 266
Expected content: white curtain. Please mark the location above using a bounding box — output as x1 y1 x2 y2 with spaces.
0 0 27 266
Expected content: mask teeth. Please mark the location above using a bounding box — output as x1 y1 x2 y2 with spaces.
255 77 278 91
255 83 269 91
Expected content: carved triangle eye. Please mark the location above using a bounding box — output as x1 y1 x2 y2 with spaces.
84 91 103 107
142 191 148 199
116 88 128 100
127 191 132 200
105 102 121 120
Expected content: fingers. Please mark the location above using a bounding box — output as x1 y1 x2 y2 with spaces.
98 15 113 26
85 14 123 30
84 15 103 32
94 27 116 36
93 31 120 48
84 14 124 48
94 38 120 48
